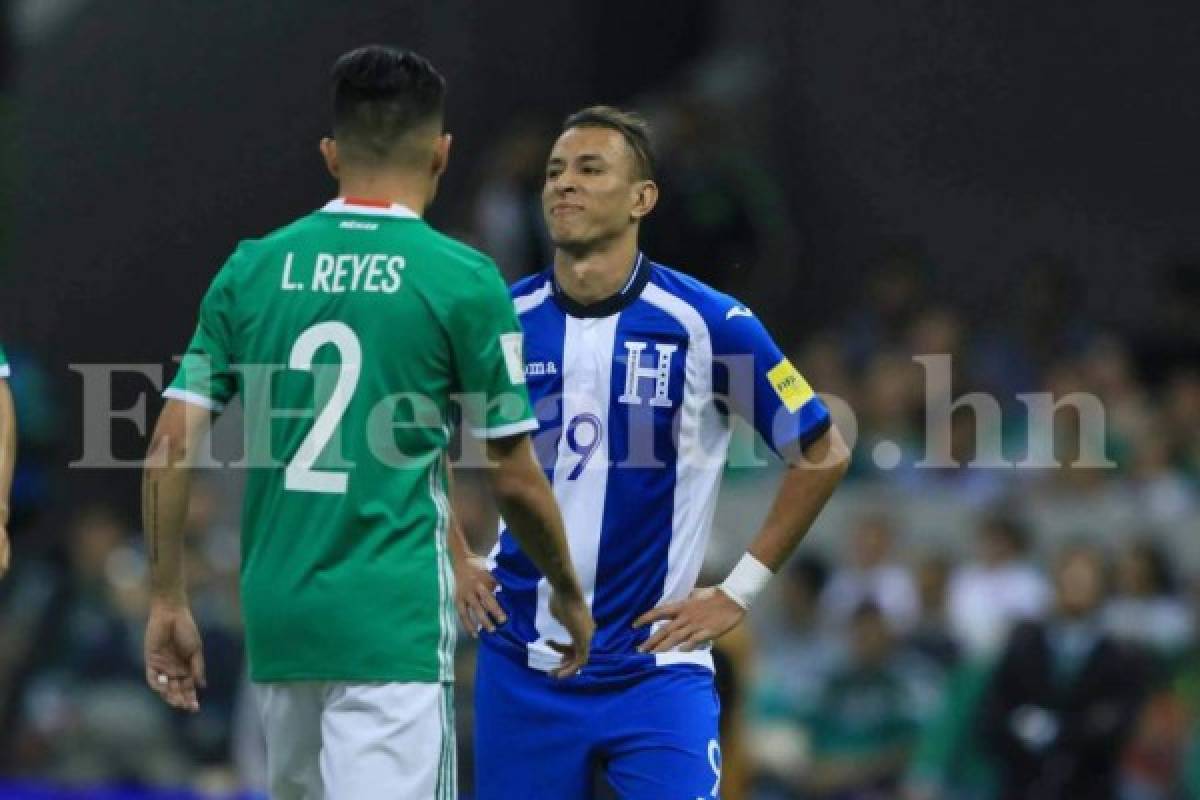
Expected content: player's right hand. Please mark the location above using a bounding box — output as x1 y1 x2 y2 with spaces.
144 600 206 713
454 553 507 636
547 585 594 679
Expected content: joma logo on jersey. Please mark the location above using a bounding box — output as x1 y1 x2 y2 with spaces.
618 340 676 407
525 361 558 377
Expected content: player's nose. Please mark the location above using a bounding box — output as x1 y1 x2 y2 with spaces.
549 172 577 194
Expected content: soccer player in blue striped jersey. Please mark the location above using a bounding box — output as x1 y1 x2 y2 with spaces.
454 106 850 799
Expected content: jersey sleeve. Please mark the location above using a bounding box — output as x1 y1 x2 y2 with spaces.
0 344 9 378
710 303 831 457
446 263 537 439
164 257 240 412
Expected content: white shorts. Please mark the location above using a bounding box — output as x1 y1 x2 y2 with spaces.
253 681 456 800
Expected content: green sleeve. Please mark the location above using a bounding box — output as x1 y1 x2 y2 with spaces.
445 264 536 438
165 256 240 411
0 344 8 378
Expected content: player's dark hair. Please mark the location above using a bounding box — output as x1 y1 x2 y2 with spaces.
562 105 656 180
331 45 446 163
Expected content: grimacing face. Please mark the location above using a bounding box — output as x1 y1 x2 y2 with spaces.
541 126 653 250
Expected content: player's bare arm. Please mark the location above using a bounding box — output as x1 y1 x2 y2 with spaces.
141 398 211 712
635 424 851 653
445 460 506 635
0 376 15 578
484 433 594 677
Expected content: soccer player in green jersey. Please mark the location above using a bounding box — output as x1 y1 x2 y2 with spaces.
0 344 14 578
141 46 592 800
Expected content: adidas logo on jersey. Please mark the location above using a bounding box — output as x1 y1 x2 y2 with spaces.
525 361 558 377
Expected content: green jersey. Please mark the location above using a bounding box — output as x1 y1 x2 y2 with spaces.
0 344 8 378
167 198 535 683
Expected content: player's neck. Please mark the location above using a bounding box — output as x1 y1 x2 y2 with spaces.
336 175 430 217
553 237 640 307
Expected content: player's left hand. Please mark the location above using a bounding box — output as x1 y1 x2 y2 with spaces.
454 553 506 636
633 586 746 654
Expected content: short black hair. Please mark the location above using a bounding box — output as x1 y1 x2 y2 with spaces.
562 105 656 180
331 45 445 163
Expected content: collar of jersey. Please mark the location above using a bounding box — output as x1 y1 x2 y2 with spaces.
551 252 650 318
319 197 420 219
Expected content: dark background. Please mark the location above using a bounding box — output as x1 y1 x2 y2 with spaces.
3 0 1200 506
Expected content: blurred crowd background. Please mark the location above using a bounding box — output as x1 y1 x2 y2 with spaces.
1 1 1199 798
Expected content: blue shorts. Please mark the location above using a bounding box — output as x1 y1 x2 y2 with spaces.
473 640 723 800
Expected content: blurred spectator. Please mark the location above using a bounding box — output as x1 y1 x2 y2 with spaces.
470 117 554 281
1172 620 1200 798
821 514 919 633
907 555 960 670
907 307 972 413
12 505 186 784
800 602 925 799
841 243 928 372
750 556 840 796
1079 335 1154 457
1104 539 1193 656
1119 681 1194 800
794 332 857 411
903 660 998 800
898 408 1011 509
1031 360 1117 496
948 515 1051 659
1112 560 1198 800
973 256 1092 400
1161 368 1200 482
1122 422 1198 527
640 94 772 296
851 352 923 482
1134 259 1200 384
980 544 1150 800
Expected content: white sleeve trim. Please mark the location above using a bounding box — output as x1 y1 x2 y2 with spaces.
469 417 539 439
163 387 225 412
0 365 9 378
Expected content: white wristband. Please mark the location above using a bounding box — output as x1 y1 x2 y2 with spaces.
718 553 774 610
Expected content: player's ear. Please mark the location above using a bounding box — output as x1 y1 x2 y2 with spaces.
432 133 452 178
630 179 658 221
320 137 340 180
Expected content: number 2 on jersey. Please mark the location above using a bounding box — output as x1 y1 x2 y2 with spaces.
285 321 361 494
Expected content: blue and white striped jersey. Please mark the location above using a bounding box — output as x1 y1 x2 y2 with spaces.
487 254 831 677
